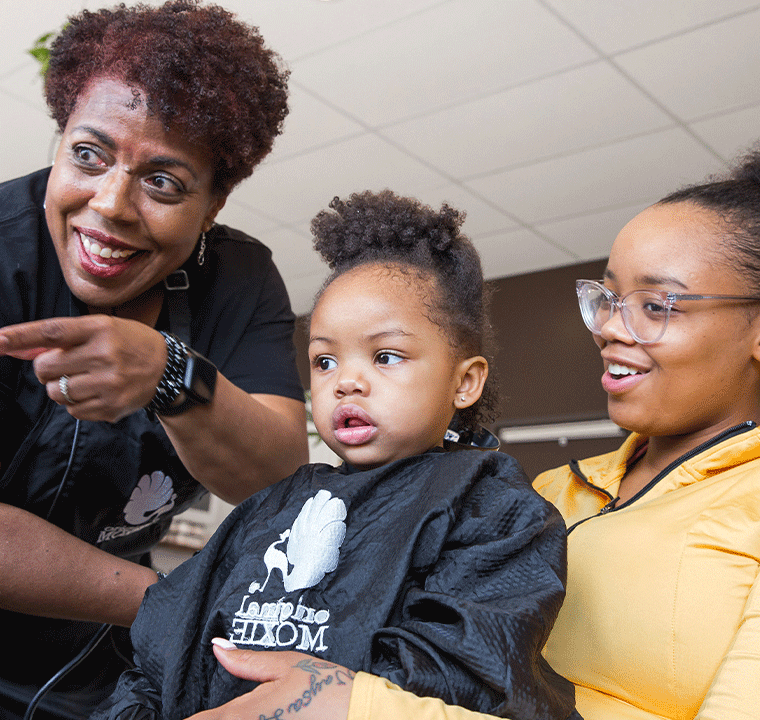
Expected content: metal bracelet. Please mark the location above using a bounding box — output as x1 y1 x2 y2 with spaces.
146 332 188 416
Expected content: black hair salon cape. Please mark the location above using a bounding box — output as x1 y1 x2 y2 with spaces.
93 449 577 720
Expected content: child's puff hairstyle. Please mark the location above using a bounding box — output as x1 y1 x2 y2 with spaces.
44 0 289 196
659 146 760 296
310 189 498 431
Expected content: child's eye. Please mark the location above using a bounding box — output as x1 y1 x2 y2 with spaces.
376 351 403 366
315 356 337 371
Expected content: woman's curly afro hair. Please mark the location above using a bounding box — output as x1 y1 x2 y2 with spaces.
311 189 498 431
44 0 289 195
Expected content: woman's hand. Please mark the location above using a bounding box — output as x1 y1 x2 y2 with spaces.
0 315 165 422
0 314 308 501
186 645 354 720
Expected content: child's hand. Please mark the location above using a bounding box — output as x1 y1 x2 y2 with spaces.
184 642 355 720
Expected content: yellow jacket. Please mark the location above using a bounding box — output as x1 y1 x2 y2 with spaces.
535 423 760 720
347 424 760 720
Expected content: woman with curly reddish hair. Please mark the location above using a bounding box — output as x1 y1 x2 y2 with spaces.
0 2 307 717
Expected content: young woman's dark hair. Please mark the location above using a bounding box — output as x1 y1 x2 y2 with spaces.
44 0 289 195
310 189 498 430
659 148 760 295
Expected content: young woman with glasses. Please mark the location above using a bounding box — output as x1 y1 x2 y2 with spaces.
531 165 760 718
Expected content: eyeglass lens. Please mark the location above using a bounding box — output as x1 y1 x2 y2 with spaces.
578 283 668 344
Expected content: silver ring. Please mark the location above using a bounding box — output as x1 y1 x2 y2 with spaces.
59 375 75 405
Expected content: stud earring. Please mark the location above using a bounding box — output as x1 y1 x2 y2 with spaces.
197 231 206 266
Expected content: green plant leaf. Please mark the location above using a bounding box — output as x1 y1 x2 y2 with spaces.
27 29 60 78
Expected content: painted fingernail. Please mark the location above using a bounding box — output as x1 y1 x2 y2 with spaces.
211 637 238 650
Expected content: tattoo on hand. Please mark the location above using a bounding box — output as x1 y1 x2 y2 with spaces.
293 658 338 676
261 661 356 718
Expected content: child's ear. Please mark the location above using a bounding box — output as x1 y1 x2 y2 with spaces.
453 356 488 410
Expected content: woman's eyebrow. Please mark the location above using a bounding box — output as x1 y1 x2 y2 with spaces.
146 156 200 181
603 267 689 289
74 125 116 149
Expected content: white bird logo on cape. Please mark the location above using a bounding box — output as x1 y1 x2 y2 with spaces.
249 489 347 594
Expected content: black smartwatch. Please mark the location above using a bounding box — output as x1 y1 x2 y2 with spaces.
146 332 217 417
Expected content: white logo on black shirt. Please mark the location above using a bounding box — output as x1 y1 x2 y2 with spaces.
124 471 177 525
251 489 347 594
229 489 347 651
96 470 177 544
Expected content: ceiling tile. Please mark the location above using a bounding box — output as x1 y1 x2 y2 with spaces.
689 106 760 162
466 128 724 224
547 0 760 54
267 227 322 280
266 84 365 162
0 0 103 80
214 197 281 238
473 228 576 280
221 0 447 62
240 134 445 226
3 0 759 295
535 203 651 261
423 183 520 238
382 61 673 180
0 61 50 115
293 0 597 127
615 9 760 120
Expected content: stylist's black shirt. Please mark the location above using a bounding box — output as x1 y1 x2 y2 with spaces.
0 168 304 713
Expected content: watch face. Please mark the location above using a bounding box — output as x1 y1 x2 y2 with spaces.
184 352 217 403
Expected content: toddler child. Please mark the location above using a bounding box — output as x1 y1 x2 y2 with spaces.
94 190 576 720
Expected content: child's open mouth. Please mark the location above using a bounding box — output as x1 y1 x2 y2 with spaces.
332 405 377 446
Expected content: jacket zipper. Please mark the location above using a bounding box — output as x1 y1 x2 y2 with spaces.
566 421 756 535
569 458 615 502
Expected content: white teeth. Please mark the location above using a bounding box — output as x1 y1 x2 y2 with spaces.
81 234 136 260
608 363 641 377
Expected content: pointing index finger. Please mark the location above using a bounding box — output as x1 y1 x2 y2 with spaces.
0 317 89 358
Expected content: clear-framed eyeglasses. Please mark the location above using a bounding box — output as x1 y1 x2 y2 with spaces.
575 279 760 345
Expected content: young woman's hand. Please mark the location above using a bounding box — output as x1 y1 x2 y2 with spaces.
185 645 355 720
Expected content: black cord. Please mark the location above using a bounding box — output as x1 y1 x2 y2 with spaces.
23 298 104 719
23 418 88 719
45 419 80 522
22 622 112 720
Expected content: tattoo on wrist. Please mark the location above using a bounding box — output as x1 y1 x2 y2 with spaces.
259 659 356 719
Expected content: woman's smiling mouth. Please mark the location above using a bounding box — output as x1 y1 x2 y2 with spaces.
608 362 642 378
602 361 648 394
81 234 138 263
76 229 142 276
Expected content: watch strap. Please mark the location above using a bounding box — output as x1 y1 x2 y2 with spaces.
146 332 187 416
146 332 217 417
